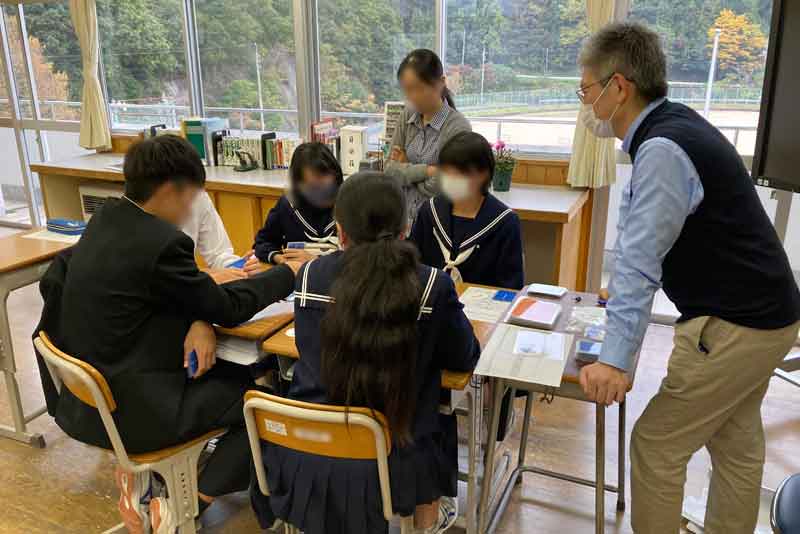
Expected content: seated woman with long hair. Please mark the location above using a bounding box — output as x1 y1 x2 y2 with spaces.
251 172 480 533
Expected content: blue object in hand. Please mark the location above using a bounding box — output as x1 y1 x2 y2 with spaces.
227 257 247 269
187 350 198 378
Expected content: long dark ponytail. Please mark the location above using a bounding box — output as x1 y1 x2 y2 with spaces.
321 172 421 445
397 48 456 110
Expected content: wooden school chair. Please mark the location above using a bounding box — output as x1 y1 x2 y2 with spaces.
34 332 224 534
243 390 416 534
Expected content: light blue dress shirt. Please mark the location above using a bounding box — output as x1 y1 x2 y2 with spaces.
599 98 705 371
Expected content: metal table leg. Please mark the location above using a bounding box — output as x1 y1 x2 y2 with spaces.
465 382 479 534
0 267 48 448
477 378 505 532
596 404 605 534
617 400 626 512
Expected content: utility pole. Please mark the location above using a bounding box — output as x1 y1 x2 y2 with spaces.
254 42 265 131
704 28 721 119
480 44 486 105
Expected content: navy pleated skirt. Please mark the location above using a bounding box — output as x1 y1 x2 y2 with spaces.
251 414 458 533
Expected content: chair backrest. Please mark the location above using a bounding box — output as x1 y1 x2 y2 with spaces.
243 390 395 520
34 332 132 469
772 473 800 533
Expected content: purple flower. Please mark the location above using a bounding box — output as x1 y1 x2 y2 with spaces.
494 140 506 150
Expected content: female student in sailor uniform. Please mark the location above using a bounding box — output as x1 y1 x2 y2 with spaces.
410 131 524 290
250 172 481 534
253 142 342 265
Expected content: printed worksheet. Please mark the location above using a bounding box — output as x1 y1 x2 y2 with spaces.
475 324 571 387
21 229 81 245
246 299 293 324
459 287 515 323
215 335 260 366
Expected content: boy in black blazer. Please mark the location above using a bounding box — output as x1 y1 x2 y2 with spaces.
47 135 298 530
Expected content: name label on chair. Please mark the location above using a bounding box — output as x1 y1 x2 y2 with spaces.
264 419 288 436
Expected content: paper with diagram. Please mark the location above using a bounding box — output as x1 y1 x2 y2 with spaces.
475 323 571 387
459 286 515 323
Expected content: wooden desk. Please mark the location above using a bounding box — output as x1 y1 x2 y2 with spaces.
261 321 495 391
0 230 74 448
478 291 643 534
31 153 592 290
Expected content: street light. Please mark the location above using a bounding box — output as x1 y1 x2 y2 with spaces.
704 28 722 119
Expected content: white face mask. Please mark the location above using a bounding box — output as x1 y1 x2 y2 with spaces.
440 173 472 203
581 78 621 138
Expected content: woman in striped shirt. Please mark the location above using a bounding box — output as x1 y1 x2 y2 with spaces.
385 49 471 229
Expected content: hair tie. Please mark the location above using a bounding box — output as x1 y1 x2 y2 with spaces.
376 231 394 241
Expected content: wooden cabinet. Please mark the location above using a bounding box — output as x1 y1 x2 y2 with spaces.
215 192 264 256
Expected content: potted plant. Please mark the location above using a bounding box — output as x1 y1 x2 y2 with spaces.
492 140 515 192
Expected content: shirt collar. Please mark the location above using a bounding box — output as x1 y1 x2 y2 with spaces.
622 97 667 154
407 101 451 131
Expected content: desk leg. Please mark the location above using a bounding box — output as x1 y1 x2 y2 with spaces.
477 378 505 533
617 400 626 512
0 286 46 448
596 404 605 534
465 385 478 534
518 392 534 466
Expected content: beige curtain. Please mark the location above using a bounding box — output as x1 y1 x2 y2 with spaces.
69 0 111 150
567 0 617 188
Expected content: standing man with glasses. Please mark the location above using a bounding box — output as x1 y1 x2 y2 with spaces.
575 22 800 533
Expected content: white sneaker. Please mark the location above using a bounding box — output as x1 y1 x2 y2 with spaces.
114 467 152 534
150 497 177 534
428 496 458 533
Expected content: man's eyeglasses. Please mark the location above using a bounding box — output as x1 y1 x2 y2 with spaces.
576 75 613 102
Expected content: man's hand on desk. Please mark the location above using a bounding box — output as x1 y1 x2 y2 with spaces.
184 321 216 378
242 250 268 276
209 268 247 284
579 362 630 406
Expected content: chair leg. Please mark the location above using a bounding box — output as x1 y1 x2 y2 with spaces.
151 444 206 534
399 515 414 534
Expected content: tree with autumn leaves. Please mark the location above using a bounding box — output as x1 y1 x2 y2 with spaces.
709 9 767 84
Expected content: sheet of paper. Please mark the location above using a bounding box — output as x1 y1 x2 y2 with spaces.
21 229 81 245
215 335 261 366
459 287 514 323
475 323 571 387
245 300 293 324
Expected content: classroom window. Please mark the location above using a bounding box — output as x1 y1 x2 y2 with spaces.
629 0 773 155
318 0 436 146
96 0 190 130
197 0 298 136
446 0 588 153
9 3 83 121
0 127 28 225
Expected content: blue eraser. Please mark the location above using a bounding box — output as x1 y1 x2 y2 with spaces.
187 350 198 378
286 242 306 249
493 290 515 302
227 257 247 269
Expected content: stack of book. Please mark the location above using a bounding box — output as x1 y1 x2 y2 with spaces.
263 138 300 170
311 119 340 161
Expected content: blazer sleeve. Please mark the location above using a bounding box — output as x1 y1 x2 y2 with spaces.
434 275 480 372
151 232 295 327
496 214 525 290
253 201 285 263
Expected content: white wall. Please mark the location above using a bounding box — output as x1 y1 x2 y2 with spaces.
604 164 800 271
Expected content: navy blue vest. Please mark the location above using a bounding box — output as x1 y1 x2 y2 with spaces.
629 100 800 328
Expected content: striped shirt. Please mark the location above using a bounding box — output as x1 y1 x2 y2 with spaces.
405 103 452 165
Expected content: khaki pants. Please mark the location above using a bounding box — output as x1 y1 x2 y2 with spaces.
631 316 800 534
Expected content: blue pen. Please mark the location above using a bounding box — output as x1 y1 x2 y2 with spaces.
227 257 247 269
187 350 198 378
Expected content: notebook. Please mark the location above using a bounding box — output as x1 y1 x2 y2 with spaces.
507 296 561 330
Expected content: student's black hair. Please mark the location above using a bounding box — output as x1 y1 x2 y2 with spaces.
289 142 344 195
320 172 421 445
397 48 456 110
123 134 206 203
438 131 495 194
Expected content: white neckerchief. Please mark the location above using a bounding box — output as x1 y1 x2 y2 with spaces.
429 197 512 284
